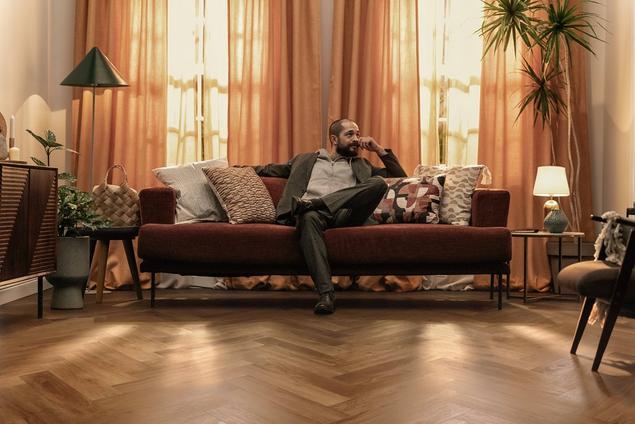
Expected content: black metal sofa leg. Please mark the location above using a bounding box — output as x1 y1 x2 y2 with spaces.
506 273 510 299
571 296 595 355
151 272 156 308
489 274 494 300
498 273 503 310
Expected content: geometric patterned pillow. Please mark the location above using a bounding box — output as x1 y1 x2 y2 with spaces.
413 165 490 225
372 176 445 224
202 167 276 224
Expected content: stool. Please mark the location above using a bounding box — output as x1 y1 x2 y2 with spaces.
86 227 143 303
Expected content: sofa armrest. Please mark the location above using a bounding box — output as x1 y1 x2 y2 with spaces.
471 189 510 227
139 187 176 225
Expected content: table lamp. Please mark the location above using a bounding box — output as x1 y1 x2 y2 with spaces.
61 47 128 190
533 166 570 233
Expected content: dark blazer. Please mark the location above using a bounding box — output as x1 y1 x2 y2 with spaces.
255 150 407 225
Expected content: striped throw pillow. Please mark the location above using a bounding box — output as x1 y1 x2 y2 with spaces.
202 167 276 224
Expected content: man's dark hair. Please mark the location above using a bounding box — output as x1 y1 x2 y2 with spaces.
328 118 352 138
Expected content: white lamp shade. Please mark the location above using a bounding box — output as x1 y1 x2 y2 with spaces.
533 166 570 197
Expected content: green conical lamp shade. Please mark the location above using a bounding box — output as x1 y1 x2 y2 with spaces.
61 47 128 87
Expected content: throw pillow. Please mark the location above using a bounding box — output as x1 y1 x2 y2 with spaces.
413 164 491 225
372 176 445 224
202 167 276 224
153 159 228 223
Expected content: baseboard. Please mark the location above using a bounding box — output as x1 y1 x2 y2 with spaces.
0 278 52 306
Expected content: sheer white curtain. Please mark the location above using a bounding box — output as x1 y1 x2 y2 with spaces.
167 0 228 166
418 0 482 167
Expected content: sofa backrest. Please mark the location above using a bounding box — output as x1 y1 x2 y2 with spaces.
262 177 287 207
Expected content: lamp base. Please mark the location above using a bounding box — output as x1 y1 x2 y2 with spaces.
544 208 569 233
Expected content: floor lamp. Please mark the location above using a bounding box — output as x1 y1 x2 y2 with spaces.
61 47 128 191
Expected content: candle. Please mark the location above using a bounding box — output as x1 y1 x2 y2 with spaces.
9 115 15 138
9 147 20 161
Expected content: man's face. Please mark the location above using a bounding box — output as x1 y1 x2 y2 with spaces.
332 120 360 157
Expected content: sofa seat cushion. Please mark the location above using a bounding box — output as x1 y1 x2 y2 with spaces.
325 224 511 266
139 223 306 266
139 223 511 268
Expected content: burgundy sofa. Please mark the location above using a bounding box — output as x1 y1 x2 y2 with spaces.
138 177 512 308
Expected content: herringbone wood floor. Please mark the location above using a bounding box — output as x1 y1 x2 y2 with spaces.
1 290 634 424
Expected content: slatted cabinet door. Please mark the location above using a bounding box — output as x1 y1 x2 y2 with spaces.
0 163 57 284
27 168 57 275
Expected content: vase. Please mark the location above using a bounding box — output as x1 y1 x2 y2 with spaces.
544 208 569 233
46 236 90 309
0 134 8 160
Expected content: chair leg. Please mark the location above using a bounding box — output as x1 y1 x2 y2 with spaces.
489 274 494 300
592 300 622 372
571 296 595 354
150 272 156 308
498 273 503 310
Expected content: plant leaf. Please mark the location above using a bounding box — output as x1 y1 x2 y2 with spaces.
31 156 46 167
26 129 49 149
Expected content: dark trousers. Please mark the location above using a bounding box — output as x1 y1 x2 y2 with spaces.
296 176 387 294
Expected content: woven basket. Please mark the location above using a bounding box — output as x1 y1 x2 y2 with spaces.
92 165 140 227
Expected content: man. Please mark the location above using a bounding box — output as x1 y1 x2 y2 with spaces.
255 119 407 314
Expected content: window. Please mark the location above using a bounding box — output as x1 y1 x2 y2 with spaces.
418 0 483 166
167 0 228 165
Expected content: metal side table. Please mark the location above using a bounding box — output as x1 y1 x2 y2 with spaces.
511 230 584 303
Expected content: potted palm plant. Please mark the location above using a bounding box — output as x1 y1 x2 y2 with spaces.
27 129 108 308
479 0 604 231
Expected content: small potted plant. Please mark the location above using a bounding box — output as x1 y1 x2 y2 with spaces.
46 173 109 309
27 129 108 309
26 129 78 166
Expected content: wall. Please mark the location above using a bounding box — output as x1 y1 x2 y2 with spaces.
0 0 75 304
0 0 75 170
587 0 635 215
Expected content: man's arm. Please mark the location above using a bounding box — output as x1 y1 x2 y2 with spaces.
359 137 407 178
253 158 294 178
374 150 407 178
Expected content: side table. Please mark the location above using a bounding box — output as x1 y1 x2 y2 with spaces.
511 230 584 303
84 227 143 303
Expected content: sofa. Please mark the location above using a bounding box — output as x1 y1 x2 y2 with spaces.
137 177 512 308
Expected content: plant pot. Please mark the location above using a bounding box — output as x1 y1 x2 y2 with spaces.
46 236 90 309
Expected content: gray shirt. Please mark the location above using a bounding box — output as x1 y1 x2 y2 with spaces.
301 148 357 200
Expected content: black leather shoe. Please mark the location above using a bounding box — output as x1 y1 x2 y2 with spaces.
292 196 314 216
314 292 335 314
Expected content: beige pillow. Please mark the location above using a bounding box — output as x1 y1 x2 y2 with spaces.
413 165 491 225
153 159 228 223
202 167 276 224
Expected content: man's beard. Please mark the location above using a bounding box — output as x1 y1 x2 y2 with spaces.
335 143 359 157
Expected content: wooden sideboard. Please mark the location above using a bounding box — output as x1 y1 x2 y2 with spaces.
0 162 57 317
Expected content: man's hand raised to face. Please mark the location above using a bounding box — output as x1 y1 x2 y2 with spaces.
358 137 387 157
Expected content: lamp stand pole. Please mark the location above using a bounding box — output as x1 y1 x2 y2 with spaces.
89 85 96 192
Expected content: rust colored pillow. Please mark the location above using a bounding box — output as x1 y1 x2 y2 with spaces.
202 167 276 224
372 176 445 224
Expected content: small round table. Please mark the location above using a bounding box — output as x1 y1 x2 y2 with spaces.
511 230 585 303
83 227 143 303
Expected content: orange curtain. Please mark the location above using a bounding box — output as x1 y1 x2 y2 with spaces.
72 0 167 289
478 37 594 292
328 0 421 175
72 0 167 190
227 0 322 165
